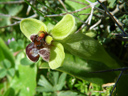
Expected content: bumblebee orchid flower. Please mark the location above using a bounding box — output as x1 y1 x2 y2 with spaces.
20 14 75 69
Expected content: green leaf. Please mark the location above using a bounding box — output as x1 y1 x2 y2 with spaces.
50 14 76 40
57 72 67 90
59 53 119 84
20 18 48 40
0 47 4 61
6 5 23 16
10 64 37 96
9 40 24 51
52 72 59 86
0 69 7 78
37 71 67 93
85 30 97 38
49 72 67 91
62 32 120 69
7 68 15 77
20 57 34 66
117 73 128 96
9 41 18 52
0 16 10 27
49 42 65 69
0 38 15 67
3 59 11 69
108 0 116 8
3 88 15 96
17 39 24 49
37 75 54 92
41 53 118 85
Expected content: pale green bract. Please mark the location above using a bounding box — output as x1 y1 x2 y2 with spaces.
20 14 75 69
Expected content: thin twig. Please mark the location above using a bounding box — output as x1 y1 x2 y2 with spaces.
102 83 115 87
85 0 97 24
97 0 126 35
0 14 37 28
26 1 32 15
0 0 25 4
75 0 96 33
111 3 124 15
94 5 124 25
111 33 128 37
0 13 11 17
79 13 104 18
75 22 87 33
90 67 127 95
90 67 128 73
110 71 123 96
0 13 23 20
95 3 124 17
94 7 106 14
69 0 88 6
0 21 20 28
73 15 85 24
27 13 38 18
45 5 91 17
57 7 67 12
0 13 37 20
72 0 106 33
58 0 68 12
85 0 106 24
24 0 46 19
89 19 102 30
75 0 100 33
37 0 56 13
78 13 90 15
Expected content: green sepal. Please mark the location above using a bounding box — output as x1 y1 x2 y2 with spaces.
20 18 48 40
50 14 76 40
49 42 65 69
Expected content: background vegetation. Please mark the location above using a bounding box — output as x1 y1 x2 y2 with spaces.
0 0 128 96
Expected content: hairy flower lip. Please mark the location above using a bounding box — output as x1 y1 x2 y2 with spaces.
26 42 40 62
26 41 50 62
26 32 51 62
38 48 50 62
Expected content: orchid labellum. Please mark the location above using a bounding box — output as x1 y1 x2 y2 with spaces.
26 31 52 62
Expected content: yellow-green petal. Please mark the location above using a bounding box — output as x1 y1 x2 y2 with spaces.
50 14 76 40
20 18 48 40
49 42 65 69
